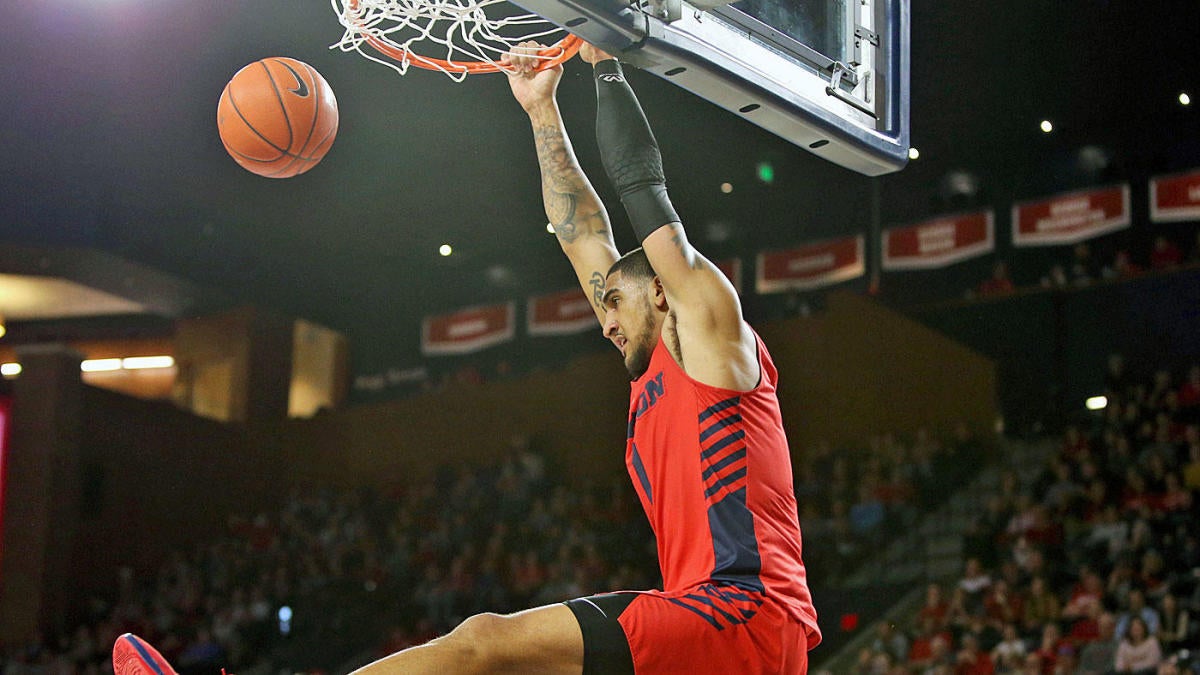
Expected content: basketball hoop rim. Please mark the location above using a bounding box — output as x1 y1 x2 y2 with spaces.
343 0 583 75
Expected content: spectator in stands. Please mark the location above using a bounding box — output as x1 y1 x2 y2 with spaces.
1178 366 1200 413
1106 354 1132 399
955 633 995 675
909 614 954 672
978 260 1016 297
991 623 1027 672
959 557 994 616
983 579 1022 630
1149 235 1183 270
1032 622 1069 674
1021 576 1061 638
1183 439 1200 491
919 583 952 631
1040 264 1069 289
869 620 911 667
1070 242 1100 286
1077 612 1119 675
1155 593 1190 653
1114 615 1163 674
1103 250 1143 280
1118 589 1162 641
1066 596 1105 647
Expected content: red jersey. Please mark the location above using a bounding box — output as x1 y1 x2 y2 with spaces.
624 331 821 646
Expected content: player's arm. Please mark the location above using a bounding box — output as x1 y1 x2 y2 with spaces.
584 47 757 387
505 44 619 325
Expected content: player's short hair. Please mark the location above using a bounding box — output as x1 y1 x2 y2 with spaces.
607 247 656 281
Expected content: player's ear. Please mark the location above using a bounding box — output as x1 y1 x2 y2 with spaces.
651 276 667 309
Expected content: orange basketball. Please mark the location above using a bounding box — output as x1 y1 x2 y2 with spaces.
217 58 339 178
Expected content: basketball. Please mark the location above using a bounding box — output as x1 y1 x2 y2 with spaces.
217 58 338 178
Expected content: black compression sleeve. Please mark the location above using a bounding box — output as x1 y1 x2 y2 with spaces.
593 59 680 241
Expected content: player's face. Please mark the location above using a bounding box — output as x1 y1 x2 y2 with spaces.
602 270 658 379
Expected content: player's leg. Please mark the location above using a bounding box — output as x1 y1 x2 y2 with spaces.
350 602 584 675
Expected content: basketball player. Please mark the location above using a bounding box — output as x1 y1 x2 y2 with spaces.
112 42 819 675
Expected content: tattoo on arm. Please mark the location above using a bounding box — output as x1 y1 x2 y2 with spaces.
533 125 606 246
589 271 605 310
670 225 706 270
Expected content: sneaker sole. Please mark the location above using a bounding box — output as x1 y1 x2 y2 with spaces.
113 633 176 675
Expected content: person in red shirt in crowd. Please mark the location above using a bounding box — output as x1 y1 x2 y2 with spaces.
983 580 1022 629
909 614 955 671
1031 622 1070 674
918 582 951 630
977 260 1016 296
955 634 995 675
1060 425 1091 463
1119 469 1160 514
1063 569 1105 621
1066 598 1104 646
1149 235 1183 270
1177 365 1200 409
1105 250 1142 280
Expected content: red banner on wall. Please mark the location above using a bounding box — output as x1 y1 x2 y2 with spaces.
421 302 515 355
1012 184 1130 246
1150 169 1200 223
756 236 864 293
715 258 743 295
882 211 995 270
527 289 597 336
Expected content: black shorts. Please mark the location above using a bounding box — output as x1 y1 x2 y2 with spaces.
565 593 637 675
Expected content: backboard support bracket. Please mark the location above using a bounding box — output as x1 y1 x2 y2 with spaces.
826 62 876 118
647 0 682 23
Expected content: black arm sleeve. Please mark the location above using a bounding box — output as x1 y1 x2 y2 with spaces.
593 59 680 241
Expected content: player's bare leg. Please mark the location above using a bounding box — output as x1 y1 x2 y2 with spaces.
348 603 584 675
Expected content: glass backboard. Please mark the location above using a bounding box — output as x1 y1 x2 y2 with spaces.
512 0 910 176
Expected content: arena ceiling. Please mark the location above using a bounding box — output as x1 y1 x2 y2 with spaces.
0 0 1196 378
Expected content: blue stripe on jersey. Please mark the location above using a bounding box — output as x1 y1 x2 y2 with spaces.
700 429 746 461
630 443 653 504
699 413 742 442
701 448 747 481
682 593 743 625
707 486 765 592
698 396 740 422
703 466 747 500
666 597 724 630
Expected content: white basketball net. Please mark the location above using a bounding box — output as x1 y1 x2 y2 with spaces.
330 0 568 80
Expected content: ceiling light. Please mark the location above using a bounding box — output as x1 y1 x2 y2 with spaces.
1 363 20 377
81 358 122 372
908 147 920 160
439 244 453 257
123 356 175 370
1040 120 1054 133
546 223 555 234
1181 92 1192 106
720 182 733 194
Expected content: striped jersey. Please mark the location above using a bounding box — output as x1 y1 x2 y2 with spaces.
624 331 821 645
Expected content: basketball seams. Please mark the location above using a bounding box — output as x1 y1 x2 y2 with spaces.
223 81 288 159
261 60 296 155
218 57 336 177
293 61 323 158
265 59 325 177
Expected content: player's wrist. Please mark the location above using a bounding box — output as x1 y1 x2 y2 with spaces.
523 98 559 119
592 59 622 77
